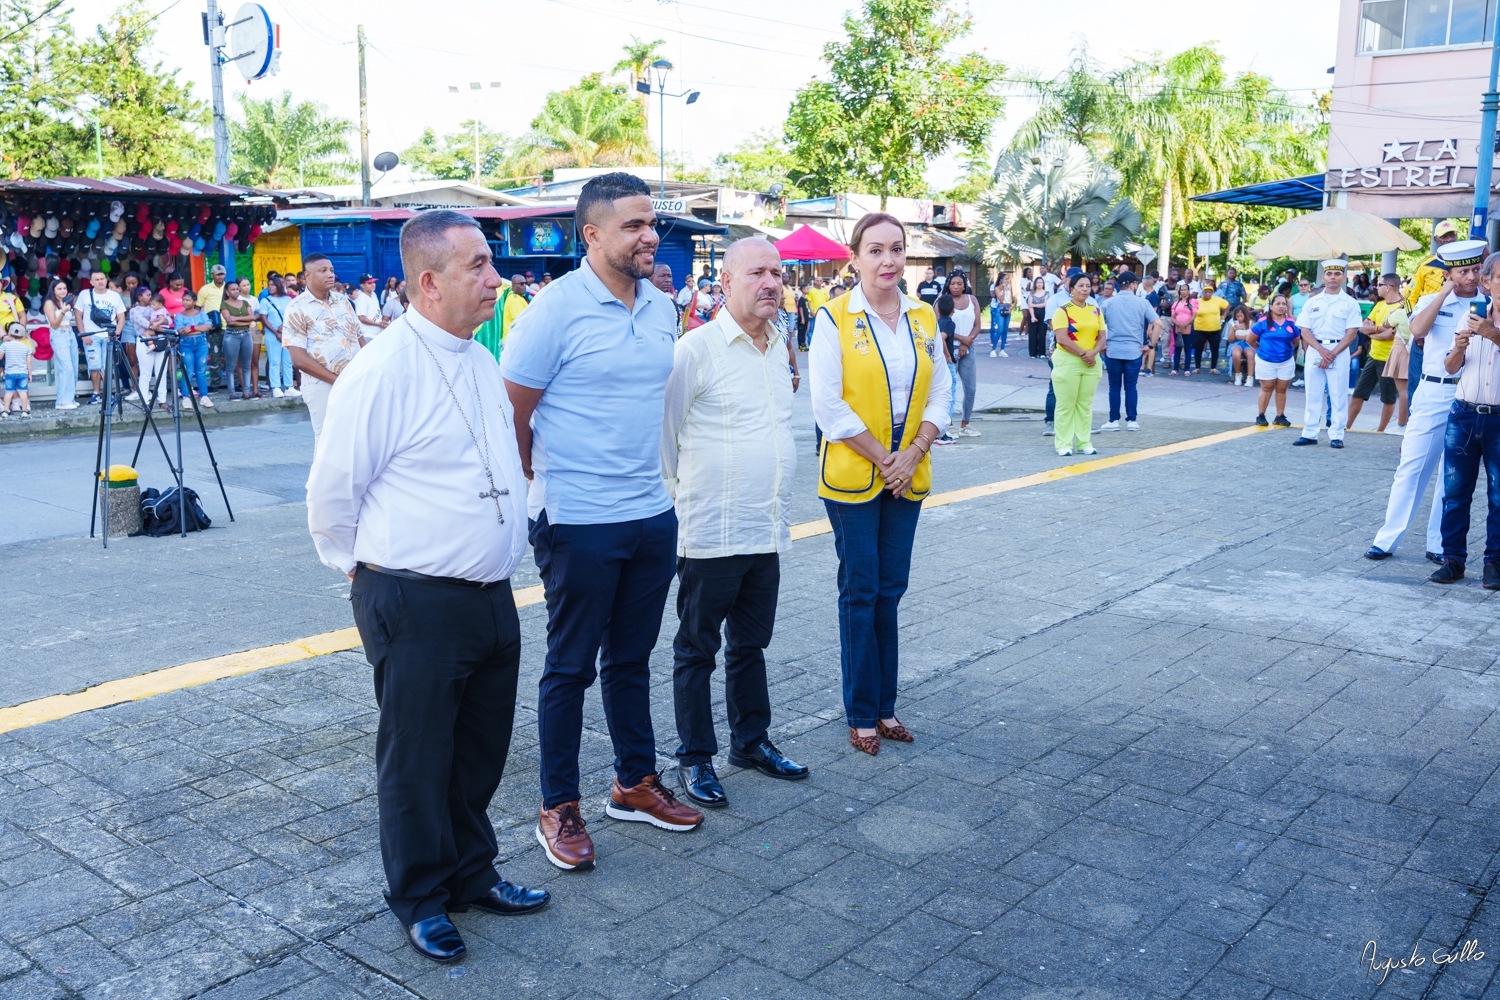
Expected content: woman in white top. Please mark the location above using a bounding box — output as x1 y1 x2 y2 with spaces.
988 276 1013 358
808 212 952 755
43 279 79 410
947 271 981 437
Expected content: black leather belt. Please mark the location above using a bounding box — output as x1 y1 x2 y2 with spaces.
1423 374 1461 384
358 562 507 590
1456 399 1500 415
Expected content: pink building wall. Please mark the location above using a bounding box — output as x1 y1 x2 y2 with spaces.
1328 0 1492 219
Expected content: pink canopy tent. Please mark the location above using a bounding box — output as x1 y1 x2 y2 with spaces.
774 224 850 262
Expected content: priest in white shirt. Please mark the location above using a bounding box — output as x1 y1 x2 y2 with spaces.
305 210 549 966
661 238 810 810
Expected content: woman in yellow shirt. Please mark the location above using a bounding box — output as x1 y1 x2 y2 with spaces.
1050 272 1107 456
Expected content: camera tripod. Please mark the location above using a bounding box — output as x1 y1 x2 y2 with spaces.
88 331 234 545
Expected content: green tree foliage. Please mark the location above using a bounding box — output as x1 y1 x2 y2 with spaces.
0 0 94 177
784 0 1004 207
709 130 807 198
504 73 652 176
0 0 207 179
403 121 508 184
1010 44 1325 273
229 90 354 188
969 145 1141 267
76 0 209 176
613 36 666 99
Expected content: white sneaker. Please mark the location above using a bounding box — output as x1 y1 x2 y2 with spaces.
55 402 79 410
284 387 303 397
1042 422 1055 436
1056 448 1072 457
125 390 142 401
989 349 998 358
200 396 215 408
1385 425 1406 435
272 388 284 398
1079 445 1097 455
1292 378 1305 388
959 426 981 438
1126 420 1140 431
180 396 194 410
1234 374 1243 386
1100 420 1120 432
998 350 1008 357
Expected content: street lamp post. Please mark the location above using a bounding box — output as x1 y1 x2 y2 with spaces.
1474 0 1500 246
1031 149 1064 271
447 82 502 185
636 60 699 199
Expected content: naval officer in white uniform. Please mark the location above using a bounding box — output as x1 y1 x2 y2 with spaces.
1366 238 1490 561
1291 259 1363 449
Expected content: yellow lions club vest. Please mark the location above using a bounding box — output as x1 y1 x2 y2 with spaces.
818 292 939 504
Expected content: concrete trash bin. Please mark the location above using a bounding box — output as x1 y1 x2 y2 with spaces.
101 464 142 537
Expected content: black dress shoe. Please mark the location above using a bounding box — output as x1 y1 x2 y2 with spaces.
1485 563 1500 590
452 879 549 916
677 762 727 807
1364 546 1392 560
1329 439 1345 449
1430 560 1465 584
729 738 810 780
1426 551 1445 565
407 914 465 963
1292 437 1318 446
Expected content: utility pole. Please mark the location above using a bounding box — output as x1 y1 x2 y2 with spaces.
1473 0 1500 247
204 0 230 184
357 24 371 207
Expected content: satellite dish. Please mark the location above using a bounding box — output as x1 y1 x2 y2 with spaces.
229 3 280 83
374 151 399 173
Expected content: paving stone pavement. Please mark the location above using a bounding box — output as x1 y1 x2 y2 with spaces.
3 405 1500 999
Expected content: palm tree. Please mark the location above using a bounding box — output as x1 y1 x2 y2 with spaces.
969 145 1141 268
229 90 354 188
505 74 652 175
1007 45 1122 158
613 35 666 132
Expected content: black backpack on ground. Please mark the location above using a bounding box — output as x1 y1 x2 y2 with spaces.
133 486 212 536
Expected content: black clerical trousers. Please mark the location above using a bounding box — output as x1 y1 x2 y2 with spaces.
672 553 779 765
350 565 520 927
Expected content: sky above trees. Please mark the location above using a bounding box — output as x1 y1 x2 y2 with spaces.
61 0 1340 191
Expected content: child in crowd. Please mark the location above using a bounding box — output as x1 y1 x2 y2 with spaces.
1225 305 1257 387
934 293 958 446
2 323 34 418
140 293 174 408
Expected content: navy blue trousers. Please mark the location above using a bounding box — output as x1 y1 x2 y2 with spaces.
530 509 676 808
1440 403 1500 565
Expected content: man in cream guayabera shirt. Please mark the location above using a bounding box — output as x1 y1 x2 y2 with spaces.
661 237 810 810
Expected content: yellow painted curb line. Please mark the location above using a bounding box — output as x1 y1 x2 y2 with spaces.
0 426 1265 734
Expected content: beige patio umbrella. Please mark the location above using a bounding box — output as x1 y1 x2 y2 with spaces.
1247 208 1421 260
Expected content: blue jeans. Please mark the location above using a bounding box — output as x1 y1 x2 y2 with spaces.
824 494 922 728
51 327 77 404
529 508 676 807
1408 341 1424 407
177 334 209 397
264 333 292 390
989 308 1010 350
1045 355 1055 422
1440 403 1500 565
1104 356 1141 422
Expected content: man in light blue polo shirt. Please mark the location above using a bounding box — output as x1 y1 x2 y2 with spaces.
503 172 703 873
1099 271 1159 431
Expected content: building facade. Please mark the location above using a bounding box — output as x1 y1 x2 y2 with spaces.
1329 0 1494 223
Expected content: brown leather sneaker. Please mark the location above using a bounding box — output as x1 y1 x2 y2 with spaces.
604 773 704 832
536 801 595 871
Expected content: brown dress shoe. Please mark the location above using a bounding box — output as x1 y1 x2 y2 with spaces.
849 728 880 755
536 801 595 871
604 773 703 831
877 718 914 743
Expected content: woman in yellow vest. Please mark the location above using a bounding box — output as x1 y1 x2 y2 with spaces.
808 213 952 756
1050 272 1108 456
